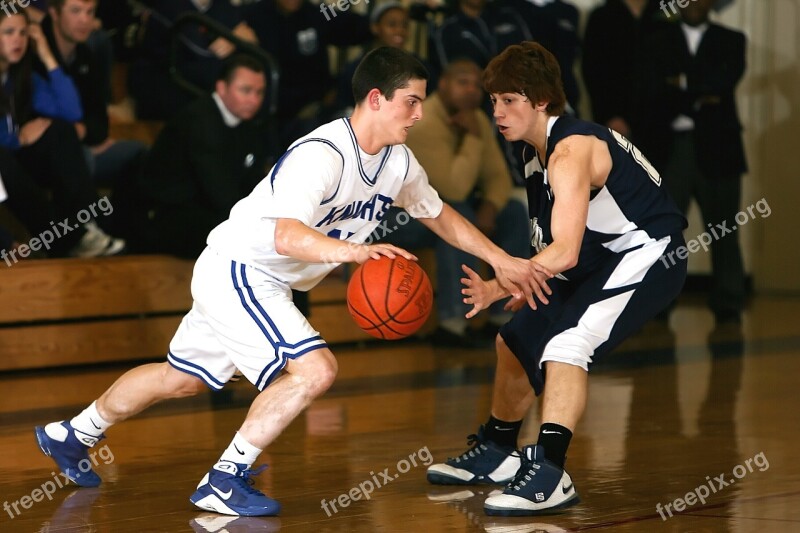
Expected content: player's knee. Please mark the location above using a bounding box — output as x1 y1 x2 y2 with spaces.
310 358 338 395
291 350 338 396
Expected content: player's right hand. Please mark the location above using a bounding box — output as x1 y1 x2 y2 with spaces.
492 256 553 311
354 244 417 264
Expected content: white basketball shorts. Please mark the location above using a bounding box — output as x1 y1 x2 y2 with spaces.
167 247 328 391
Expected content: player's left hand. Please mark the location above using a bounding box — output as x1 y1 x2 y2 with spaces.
461 264 505 319
492 256 553 311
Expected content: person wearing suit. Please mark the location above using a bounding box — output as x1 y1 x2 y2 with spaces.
123 54 271 260
635 0 747 323
582 0 668 138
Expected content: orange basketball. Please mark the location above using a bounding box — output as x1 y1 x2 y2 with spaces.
346 256 433 340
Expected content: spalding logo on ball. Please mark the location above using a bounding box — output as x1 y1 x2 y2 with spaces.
346 256 433 339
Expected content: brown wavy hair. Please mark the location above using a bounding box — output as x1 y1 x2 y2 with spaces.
482 41 566 116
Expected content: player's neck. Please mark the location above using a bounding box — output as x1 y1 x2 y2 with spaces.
348 111 386 155
523 115 551 158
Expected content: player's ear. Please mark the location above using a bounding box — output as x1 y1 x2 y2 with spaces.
366 88 383 110
533 100 549 112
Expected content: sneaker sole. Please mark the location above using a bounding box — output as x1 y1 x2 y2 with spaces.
484 494 581 516
34 426 101 488
189 492 281 517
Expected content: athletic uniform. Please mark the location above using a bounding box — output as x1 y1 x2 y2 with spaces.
500 116 687 394
168 118 443 391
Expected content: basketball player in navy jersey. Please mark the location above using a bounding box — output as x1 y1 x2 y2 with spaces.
33 47 552 517
427 42 688 515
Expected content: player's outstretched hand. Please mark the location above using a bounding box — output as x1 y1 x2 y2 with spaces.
355 243 418 264
461 265 505 319
492 256 553 311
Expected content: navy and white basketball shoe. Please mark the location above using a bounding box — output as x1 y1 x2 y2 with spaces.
190 461 280 516
427 426 521 485
34 421 104 487
484 445 579 516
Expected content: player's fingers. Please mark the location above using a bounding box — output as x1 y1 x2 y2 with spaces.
465 304 481 319
531 261 555 279
460 278 471 288
383 245 416 261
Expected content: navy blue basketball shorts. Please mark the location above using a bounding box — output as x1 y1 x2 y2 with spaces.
499 234 687 395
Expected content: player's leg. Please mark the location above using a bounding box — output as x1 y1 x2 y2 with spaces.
34 303 225 488
35 363 205 487
426 283 566 486
484 234 687 516
238 348 337 448
96 362 208 423
190 258 329 516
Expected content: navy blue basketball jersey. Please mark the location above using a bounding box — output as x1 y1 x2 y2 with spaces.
524 116 686 281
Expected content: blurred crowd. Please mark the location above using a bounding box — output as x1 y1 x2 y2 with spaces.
0 0 747 332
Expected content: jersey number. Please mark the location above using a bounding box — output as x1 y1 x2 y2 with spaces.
610 129 661 186
327 229 354 240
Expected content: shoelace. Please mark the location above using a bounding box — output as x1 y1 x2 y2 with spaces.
450 433 488 464
235 464 268 495
506 459 541 491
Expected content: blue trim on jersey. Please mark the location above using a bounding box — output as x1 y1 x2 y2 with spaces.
344 118 392 186
400 146 411 181
270 139 345 205
167 352 225 390
230 261 329 390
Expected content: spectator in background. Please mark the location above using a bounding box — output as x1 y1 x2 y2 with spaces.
43 0 148 186
635 0 747 323
123 55 271 261
527 0 581 115
129 0 257 119
431 0 540 73
335 2 434 115
244 0 372 146
582 0 667 138
384 59 530 347
0 10 124 257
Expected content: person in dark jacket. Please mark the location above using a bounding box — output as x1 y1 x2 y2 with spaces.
582 0 668 138
635 0 747 322
125 55 271 260
43 0 147 186
0 10 124 256
244 0 372 145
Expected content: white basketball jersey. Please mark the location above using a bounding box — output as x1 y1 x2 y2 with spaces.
206 118 443 291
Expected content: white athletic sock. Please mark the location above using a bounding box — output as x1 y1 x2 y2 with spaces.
69 401 112 439
218 432 262 469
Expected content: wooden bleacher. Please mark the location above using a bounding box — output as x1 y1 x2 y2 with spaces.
0 253 437 373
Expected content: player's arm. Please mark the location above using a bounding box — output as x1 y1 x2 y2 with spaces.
418 203 553 310
530 136 593 275
274 219 416 264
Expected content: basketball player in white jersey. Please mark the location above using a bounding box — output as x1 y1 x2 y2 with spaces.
34 47 552 517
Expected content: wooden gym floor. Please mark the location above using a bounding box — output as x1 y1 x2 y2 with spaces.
1 295 799 532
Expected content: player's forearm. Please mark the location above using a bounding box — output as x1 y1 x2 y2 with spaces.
530 241 579 275
274 219 365 264
420 203 507 266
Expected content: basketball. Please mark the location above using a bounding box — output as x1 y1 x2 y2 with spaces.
346 256 433 340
